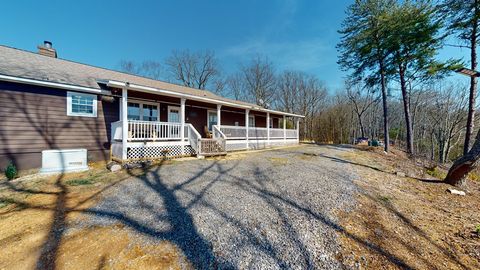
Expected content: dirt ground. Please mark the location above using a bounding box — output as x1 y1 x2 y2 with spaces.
335 146 480 269
0 160 191 270
1 146 480 269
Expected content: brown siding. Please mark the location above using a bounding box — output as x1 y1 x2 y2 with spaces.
0 81 119 170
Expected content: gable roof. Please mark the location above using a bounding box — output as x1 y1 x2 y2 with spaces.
0 45 303 117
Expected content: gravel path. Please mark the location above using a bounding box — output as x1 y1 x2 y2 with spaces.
76 144 358 269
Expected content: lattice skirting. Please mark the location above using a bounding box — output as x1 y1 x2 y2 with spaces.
226 142 248 151
226 140 298 151
127 145 196 160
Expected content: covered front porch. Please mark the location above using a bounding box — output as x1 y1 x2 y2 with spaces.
108 81 301 162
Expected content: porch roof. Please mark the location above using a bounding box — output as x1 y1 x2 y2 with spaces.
0 45 304 118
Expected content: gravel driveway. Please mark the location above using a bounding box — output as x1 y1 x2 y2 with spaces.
78 144 358 269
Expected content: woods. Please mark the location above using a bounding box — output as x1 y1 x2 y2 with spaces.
119 0 480 187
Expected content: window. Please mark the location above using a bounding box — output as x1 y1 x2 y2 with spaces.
248 115 255 127
142 104 158 121
207 111 217 131
269 118 274 128
67 92 97 117
127 103 141 120
127 101 159 121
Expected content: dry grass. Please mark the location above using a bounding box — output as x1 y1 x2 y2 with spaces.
0 161 191 270
336 146 480 269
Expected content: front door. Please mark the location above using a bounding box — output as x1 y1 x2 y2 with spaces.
168 106 181 137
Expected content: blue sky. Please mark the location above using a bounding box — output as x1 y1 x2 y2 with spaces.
0 0 470 92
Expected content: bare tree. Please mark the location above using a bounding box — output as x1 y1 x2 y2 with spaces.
119 60 166 80
242 56 276 106
225 73 247 101
346 82 379 138
165 49 220 90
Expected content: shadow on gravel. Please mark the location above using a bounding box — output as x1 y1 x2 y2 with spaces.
317 152 469 269
4 145 464 269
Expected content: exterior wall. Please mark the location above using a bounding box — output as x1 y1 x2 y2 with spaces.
0 81 119 170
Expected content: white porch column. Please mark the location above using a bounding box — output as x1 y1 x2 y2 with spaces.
121 87 128 160
296 117 300 142
266 112 270 145
245 109 250 149
283 115 286 143
180 98 186 155
217 104 222 129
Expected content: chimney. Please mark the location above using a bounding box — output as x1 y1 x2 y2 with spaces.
37 41 57 58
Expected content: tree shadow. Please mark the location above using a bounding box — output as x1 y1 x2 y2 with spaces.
318 153 446 184
1 143 470 269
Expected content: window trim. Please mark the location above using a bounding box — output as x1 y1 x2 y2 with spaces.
127 99 160 121
67 91 97 117
248 115 255 127
167 105 181 123
207 110 218 131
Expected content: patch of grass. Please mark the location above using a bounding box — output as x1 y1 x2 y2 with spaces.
66 179 94 186
378 195 392 203
269 157 288 166
468 171 480 182
0 198 15 208
475 225 480 235
425 167 447 179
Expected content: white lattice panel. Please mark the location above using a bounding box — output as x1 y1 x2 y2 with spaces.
226 142 248 151
127 145 195 160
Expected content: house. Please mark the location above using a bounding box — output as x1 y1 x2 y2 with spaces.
0 42 304 170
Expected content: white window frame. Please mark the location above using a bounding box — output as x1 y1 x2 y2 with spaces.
128 99 160 121
167 106 181 123
67 91 97 117
249 115 255 127
207 110 218 131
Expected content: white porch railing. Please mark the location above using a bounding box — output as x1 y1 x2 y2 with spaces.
187 124 201 153
111 120 190 141
219 125 298 139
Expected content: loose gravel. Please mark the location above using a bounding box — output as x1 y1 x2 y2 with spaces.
75 144 358 269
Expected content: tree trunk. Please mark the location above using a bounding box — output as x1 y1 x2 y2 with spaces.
379 61 390 152
444 129 480 187
399 65 414 155
464 6 478 155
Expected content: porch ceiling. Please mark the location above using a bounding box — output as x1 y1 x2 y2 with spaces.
107 80 305 118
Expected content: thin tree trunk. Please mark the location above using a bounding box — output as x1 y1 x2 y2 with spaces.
464 4 478 155
399 64 414 155
463 39 477 155
379 61 390 152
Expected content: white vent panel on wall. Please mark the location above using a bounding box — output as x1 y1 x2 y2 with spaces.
41 149 88 173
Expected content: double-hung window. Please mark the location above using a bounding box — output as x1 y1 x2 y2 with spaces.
67 91 97 117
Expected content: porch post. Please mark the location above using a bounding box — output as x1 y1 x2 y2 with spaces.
296 117 300 143
180 98 186 155
245 109 249 149
217 104 222 128
266 112 270 145
121 87 128 161
283 115 286 143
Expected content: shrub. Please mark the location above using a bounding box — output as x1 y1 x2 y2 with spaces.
4 162 17 180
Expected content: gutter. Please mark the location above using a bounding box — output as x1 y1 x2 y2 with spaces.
0 74 111 95
107 80 305 118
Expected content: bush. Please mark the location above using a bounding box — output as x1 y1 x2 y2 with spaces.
4 162 17 180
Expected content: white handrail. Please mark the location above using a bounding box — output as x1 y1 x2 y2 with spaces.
212 125 226 139
187 124 201 154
